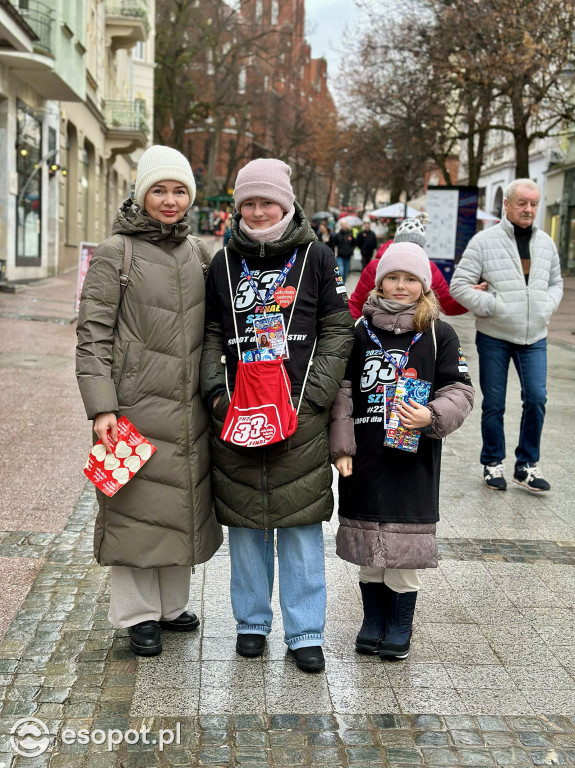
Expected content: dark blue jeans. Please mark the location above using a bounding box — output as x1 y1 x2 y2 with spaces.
475 331 547 468
336 256 351 283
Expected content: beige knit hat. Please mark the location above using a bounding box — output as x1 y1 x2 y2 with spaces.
134 145 196 209
234 158 295 212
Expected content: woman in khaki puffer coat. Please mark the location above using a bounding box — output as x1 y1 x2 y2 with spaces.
76 146 222 657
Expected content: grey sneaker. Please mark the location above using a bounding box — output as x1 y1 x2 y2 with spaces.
513 464 550 492
483 462 507 490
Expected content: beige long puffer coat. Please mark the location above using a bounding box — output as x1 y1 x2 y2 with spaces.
76 200 223 568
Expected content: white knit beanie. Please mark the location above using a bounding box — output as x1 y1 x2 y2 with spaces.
394 213 429 247
234 158 295 212
134 145 196 209
375 242 432 292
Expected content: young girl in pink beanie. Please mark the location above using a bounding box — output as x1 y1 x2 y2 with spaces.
329 241 474 661
200 157 354 672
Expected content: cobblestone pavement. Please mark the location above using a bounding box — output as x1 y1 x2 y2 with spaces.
0 269 574 766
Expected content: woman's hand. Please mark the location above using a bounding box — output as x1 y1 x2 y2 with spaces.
335 456 353 477
396 399 432 430
472 281 488 291
94 412 118 453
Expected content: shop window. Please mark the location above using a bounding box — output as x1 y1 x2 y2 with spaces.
16 101 42 266
568 206 575 270
66 122 78 246
82 140 95 240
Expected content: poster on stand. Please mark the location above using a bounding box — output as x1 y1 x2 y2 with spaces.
425 187 478 283
75 242 98 311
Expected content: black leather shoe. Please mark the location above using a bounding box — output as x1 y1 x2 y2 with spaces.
159 611 200 632
129 620 162 656
236 633 266 658
291 646 325 673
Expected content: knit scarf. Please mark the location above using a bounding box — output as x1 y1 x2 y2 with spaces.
362 294 417 334
239 205 296 243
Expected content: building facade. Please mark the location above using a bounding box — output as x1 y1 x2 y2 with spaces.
159 0 338 215
0 0 154 283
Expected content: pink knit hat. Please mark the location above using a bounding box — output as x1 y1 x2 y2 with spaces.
375 242 432 292
234 158 295 212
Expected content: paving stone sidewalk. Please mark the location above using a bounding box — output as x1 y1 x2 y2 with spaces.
1 271 574 767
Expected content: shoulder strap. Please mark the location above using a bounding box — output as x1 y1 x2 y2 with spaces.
224 247 242 358
431 319 437 359
186 234 209 280
120 235 132 298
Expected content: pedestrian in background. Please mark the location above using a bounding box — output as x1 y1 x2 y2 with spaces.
348 216 469 319
76 145 222 657
356 219 377 269
317 220 335 252
450 179 563 492
201 158 353 672
330 241 474 660
333 219 356 283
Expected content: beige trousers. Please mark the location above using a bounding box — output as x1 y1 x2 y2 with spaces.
359 565 422 593
108 565 191 628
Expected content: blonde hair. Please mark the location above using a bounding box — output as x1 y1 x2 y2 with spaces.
370 287 439 332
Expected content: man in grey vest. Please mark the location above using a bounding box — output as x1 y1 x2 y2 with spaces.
450 179 563 492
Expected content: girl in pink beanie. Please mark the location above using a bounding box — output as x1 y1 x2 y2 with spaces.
329 241 475 662
200 157 354 672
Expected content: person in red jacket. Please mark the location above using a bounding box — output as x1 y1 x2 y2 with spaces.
348 216 468 319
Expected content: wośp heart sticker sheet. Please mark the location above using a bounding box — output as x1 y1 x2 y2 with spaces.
84 416 156 497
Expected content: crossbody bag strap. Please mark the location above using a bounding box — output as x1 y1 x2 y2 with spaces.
120 235 132 299
431 319 437 359
186 234 209 280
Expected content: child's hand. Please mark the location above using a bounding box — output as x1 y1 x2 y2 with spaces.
335 456 353 477
396 399 432 430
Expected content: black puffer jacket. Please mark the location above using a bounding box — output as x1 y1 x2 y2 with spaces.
201 203 354 530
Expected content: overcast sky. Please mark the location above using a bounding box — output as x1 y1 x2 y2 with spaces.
305 0 354 90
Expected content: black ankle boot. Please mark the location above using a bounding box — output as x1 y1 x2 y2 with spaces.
129 620 162 656
159 611 200 632
355 582 386 654
378 586 417 660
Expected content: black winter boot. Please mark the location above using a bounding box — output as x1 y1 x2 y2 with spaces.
355 582 387 655
378 585 417 660
129 620 162 656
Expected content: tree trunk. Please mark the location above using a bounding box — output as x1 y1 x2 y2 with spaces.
514 130 530 178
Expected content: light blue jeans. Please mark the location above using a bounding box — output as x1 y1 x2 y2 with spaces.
228 524 326 649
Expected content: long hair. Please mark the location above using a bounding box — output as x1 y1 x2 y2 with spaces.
370 287 439 332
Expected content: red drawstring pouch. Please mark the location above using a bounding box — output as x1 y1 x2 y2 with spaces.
221 358 298 447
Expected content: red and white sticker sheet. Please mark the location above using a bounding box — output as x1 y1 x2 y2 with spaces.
84 416 156 497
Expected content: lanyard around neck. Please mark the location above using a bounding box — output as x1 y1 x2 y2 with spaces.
361 317 422 376
241 249 297 315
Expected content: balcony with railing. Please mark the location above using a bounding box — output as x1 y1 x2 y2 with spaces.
104 99 149 159
105 0 149 50
9 0 52 54
0 1 83 100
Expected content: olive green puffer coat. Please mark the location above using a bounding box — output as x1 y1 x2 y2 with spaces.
200 204 354 530
76 200 223 568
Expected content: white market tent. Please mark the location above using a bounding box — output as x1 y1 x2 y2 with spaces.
369 202 421 219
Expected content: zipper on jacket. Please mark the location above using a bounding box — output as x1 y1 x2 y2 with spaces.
525 285 530 344
262 452 269 540
173 253 196 568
